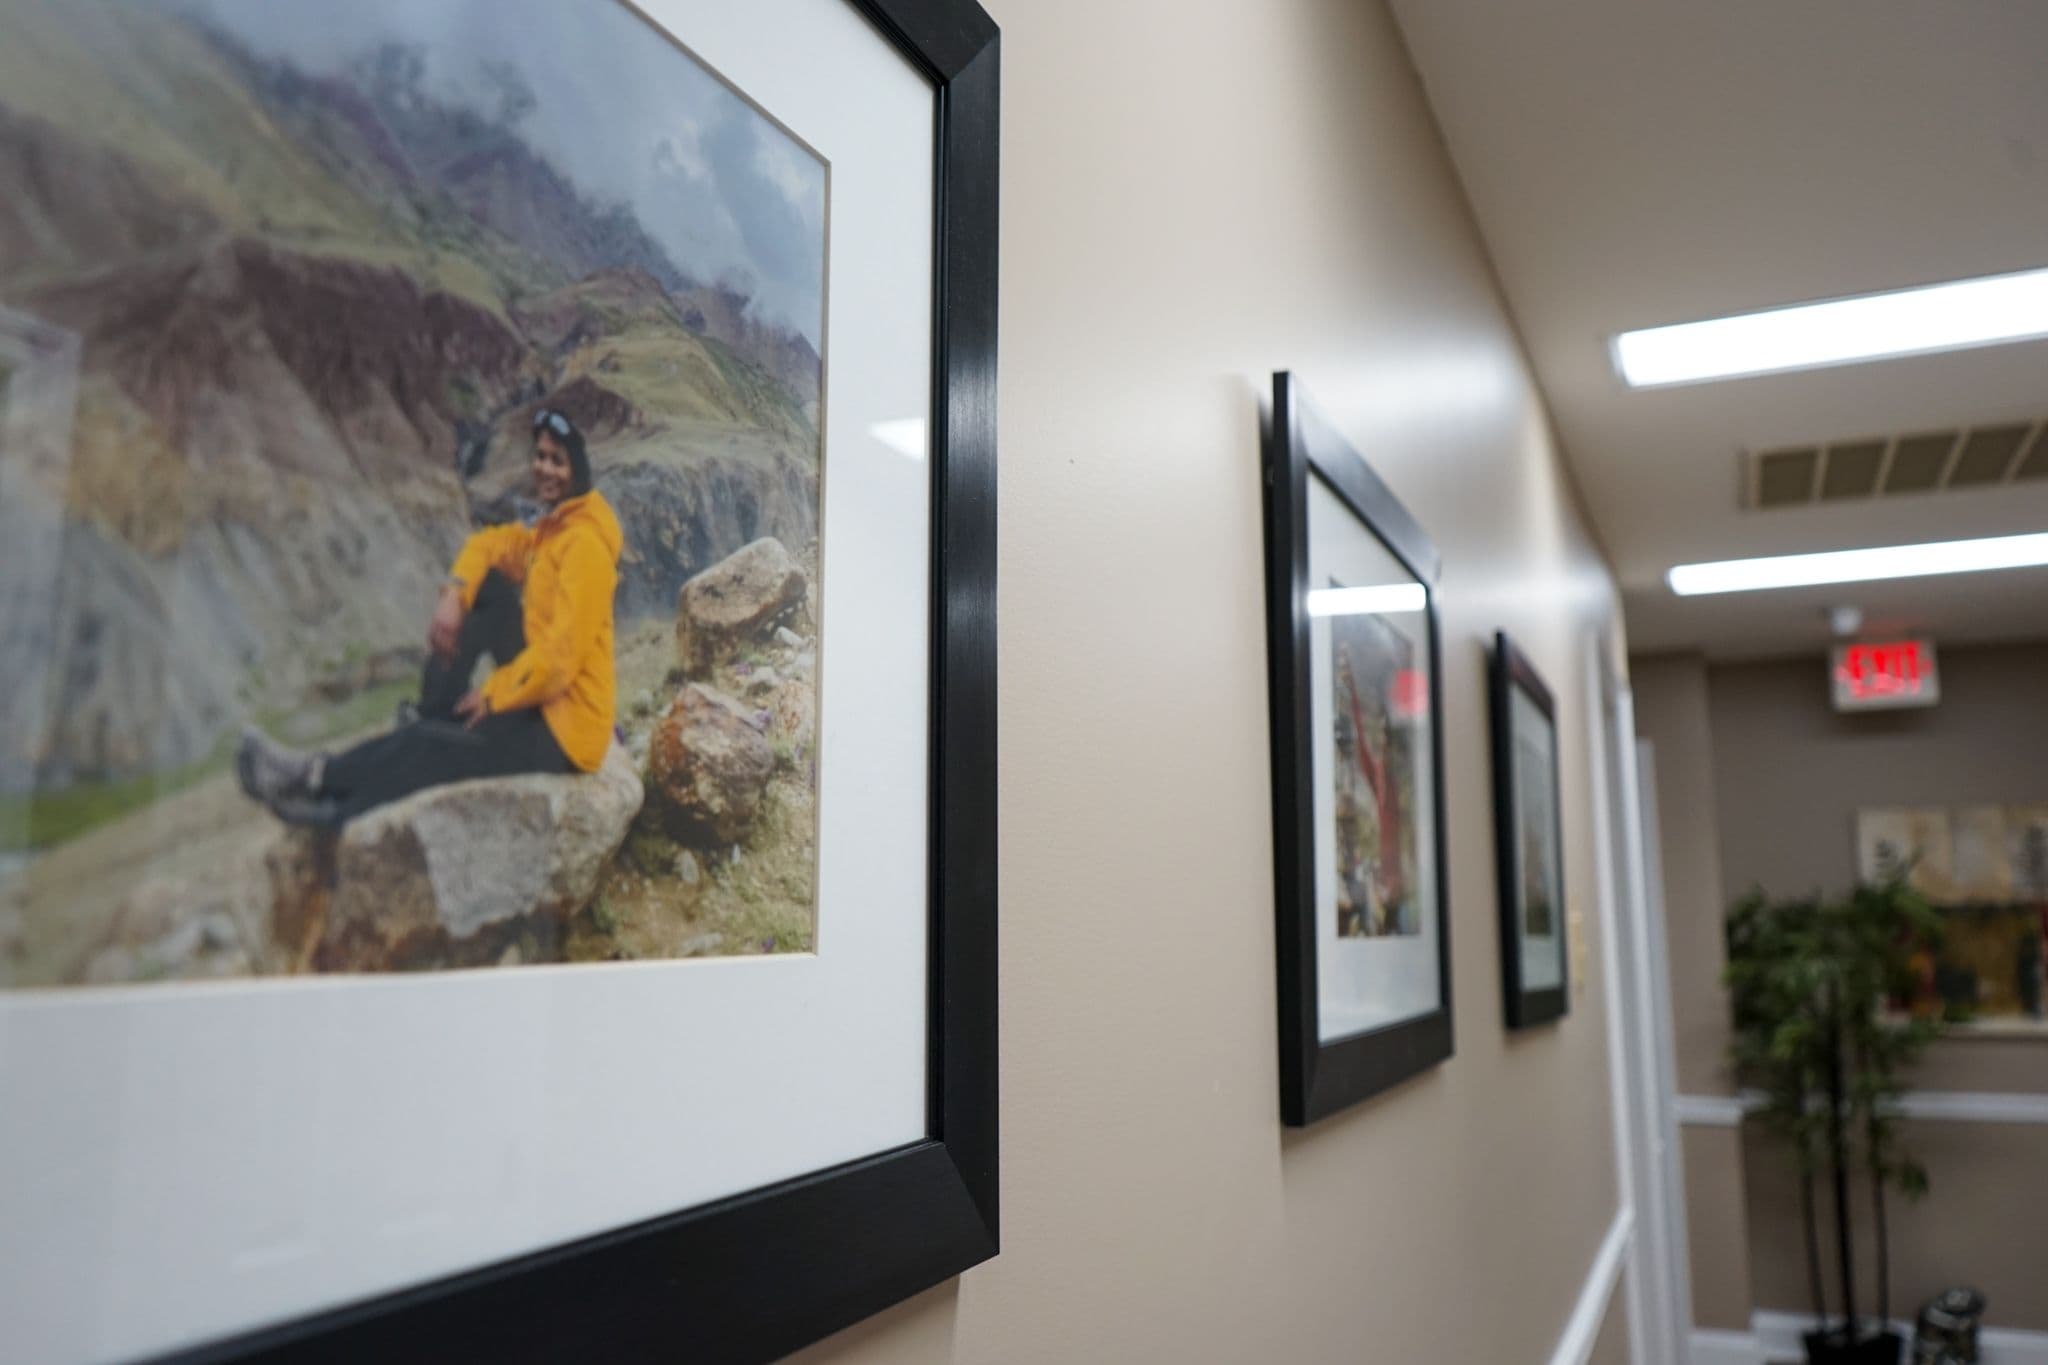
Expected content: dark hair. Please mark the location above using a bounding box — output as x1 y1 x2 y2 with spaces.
532 409 593 496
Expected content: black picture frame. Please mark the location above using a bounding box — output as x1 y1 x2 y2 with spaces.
1490 632 1569 1030
1261 372 1453 1127
151 2 1001 1361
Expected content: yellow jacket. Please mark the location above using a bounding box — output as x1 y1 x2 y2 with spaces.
449 490 622 772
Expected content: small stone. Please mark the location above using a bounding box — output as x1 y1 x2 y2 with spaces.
199 911 241 951
744 668 780 698
675 539 809 673
730 845 742 866
498 942 523 967
767 679 816 745
792 649 816 676
678 932 724 956
149 918 206 968
83 946 137 984
645 684 774 845
774 626 804 648
675 850 701 885
199 948 254 978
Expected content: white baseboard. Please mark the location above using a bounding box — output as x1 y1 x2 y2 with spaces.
1690 1326 1765 1364
1744 1309 2048 1364
1675 1089 2048 1128
1550 1206 1633 1365
1893 1090 2048 1125
1673 1094 1749 1127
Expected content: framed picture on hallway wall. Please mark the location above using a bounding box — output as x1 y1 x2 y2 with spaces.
1490 632 1570 1029
0 0 997 1360
1261 372 1453 1126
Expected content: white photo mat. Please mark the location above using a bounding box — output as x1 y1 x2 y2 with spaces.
1306 475 1443 1044
0 0 935 1359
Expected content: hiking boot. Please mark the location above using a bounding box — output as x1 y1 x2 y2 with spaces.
263 789 345 830
235 727 318 804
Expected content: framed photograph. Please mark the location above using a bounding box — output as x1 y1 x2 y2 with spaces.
1490 632 1568 1030
0 0 996 1359
1261 372 1452 1126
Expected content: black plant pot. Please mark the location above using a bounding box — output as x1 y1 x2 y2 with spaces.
1802 1326 1905 1365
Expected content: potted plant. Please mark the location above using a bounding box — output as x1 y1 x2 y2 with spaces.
1724 877 1943 1365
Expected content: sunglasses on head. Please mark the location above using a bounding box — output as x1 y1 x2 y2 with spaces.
532 409 575 438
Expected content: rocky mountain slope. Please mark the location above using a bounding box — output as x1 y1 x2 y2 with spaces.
0 4 824 808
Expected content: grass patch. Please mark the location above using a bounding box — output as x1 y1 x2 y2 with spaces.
1 678 419 854
260 678 414 747
0 740 230 854
568 776 817 963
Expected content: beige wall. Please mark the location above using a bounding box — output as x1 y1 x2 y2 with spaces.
1703 639 2048 1092
1587 1275 1633 1365
1639 641 2048 1337
1633 653 1752 1334
1631 653 1734 1097
1744 1120 2048 1332
1708 642 2048 903
1680 1126 1753 1332
1709 642 2048 1331
800 0 1632 1360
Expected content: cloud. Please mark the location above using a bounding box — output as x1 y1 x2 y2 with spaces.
188 0 827 344
653 120 710 182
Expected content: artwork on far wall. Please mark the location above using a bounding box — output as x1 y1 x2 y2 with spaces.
1262 372 1451 1126
0 0 999 1359
1856 804 2048 1022
1491 632 1569 1029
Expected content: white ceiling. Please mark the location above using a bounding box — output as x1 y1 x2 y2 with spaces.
1387 0 2048 660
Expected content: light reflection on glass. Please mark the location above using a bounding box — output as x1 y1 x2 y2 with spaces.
1305 583 1426 618
869 417 926 461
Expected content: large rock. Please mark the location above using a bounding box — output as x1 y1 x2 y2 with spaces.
85 745 643 978
645 684 774 845
315 744 644 970
674 538 808 674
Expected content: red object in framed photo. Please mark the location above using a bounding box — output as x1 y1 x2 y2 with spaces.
1390 667 1431 721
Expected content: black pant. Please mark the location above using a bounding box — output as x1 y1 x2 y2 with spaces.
419 568 525 721
318 571 572 821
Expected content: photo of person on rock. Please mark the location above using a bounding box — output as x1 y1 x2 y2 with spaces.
235 411 622 827
0 0 828 985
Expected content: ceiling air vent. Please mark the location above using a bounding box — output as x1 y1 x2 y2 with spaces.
1754 447 1820 507
1951 425 2031 486
1819 440 1883 499
2014 425 2048 481
1744 419 2047 509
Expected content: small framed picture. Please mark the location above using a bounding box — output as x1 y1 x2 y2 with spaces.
1490 632 1569 1029
1262 373 1453 1126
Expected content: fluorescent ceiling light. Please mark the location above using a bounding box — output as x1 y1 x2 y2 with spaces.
1668 532 2048 596
1614 266 2048 387
1305 584 1427 617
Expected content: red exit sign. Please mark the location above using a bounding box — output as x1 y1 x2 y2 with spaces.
1831 639 1940 712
